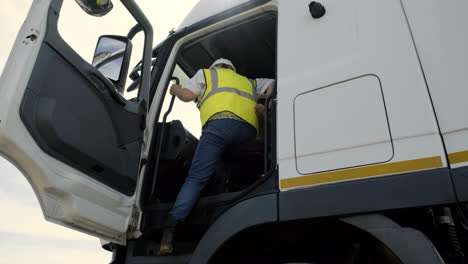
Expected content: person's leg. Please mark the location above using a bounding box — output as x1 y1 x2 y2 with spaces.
231 120 257 144
213 120 257 193
160 119 256 255
168 120 228 220
209 120 257 195
160 121 227 254
169 120 256 220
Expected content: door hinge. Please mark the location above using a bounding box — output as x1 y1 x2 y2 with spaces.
127 207 142 239
128 209 139 231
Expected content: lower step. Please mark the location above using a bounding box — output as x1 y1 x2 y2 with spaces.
125 254 192 264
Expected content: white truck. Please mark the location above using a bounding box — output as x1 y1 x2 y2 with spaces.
1 0 467 263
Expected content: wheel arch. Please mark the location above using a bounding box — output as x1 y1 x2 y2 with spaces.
198 213 444 264
188 193 278 264
341 214 444 264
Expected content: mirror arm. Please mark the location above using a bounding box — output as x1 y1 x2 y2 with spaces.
120 0 153 111
127 80 139 93
127 24 143 40
129 65 141 81
129 59 156 81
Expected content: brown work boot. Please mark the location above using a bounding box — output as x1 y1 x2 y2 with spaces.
159 216 178 255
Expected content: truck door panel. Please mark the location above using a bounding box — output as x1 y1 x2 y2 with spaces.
0 0 141 244
20 42 141 195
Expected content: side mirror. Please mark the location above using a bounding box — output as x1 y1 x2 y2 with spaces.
75 0 113 17
92 35 132 94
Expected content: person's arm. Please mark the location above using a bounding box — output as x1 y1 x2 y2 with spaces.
255 79 275 98
170 84 198 102
170 69 204 102
265 81 276 97
255 80 275 117
255 104 266 117
264 80 275 98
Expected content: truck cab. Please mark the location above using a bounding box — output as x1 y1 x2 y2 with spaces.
1 0 468 263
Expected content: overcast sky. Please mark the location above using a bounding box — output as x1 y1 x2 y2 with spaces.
0 0 198 263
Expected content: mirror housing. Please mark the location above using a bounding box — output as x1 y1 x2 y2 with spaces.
92 35 132 94
74 0 113 17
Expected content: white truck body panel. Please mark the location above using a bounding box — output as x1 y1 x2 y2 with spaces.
178 0 251 30
277 0 447 190
401 0 468 169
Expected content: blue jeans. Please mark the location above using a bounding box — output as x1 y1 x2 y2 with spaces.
169 119 257 221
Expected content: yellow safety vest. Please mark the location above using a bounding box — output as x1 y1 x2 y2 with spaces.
197 69 258 133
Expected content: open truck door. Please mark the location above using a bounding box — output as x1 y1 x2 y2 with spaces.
0 0 153 245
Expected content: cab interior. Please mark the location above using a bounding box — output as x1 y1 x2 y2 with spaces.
139 11 277 244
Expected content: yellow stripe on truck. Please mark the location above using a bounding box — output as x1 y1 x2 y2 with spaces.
280 156 443 189
448 150 468 165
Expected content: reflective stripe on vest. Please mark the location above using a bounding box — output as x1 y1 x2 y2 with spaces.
197 69 259 132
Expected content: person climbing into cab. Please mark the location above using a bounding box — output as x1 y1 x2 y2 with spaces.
159 58 275 255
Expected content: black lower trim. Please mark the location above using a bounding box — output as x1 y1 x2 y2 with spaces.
279 168 456 221
452 165 468 202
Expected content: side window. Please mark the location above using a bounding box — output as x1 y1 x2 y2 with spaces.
57 1 144 99
173 65 191 88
